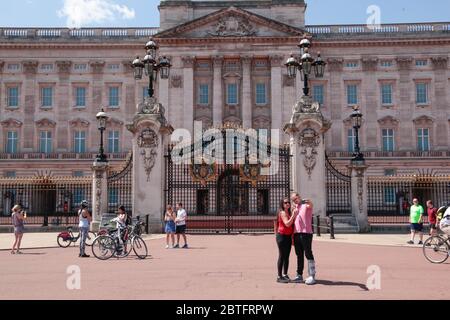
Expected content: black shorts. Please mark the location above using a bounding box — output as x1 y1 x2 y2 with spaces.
410 223 423 232
176 225 186 234
430 224 437 230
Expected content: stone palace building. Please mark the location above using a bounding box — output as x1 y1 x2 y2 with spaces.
0 0 449 179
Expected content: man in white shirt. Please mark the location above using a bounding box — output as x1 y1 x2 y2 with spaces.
174 202 188 249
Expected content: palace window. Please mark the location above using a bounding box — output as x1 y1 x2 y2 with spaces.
41 87 53 108
380 60 393 67
108 131 120 153
108 188 118 207
417 128 430 152
227 83 238 105
142 87 149 101
383 187 396 205
73 131 86 153
5 171 16 178
39 131 52 153
255 83 267 105
381 84 393 105
74 188 85 207
384 169 396 176
346 61 359 68
199 84 209 105
108 87 120 107
416 59 428 67
7 86 19 108
7 64 20 71
40 64 54 71
73 171 84 177
6 131 18 154
75 87 86 107
347 128 356 153
382 129 395 152
313 85 324 105
347 84 358 105
107 64 120 71
74 64 87 71
416 83 428 104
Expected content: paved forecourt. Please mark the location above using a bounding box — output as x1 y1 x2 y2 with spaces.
0 235 448 300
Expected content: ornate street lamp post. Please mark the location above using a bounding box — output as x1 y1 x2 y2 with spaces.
285 36 326 97
96 108 108 163
351 105 365 163
132 38 172 98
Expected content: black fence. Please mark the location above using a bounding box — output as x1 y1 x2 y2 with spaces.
326 156 352 215
0 176 92 226
368 175 450 222
107 153 133 214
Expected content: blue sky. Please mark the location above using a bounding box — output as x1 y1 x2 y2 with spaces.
1 0 449 28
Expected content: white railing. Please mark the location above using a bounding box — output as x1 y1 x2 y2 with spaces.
3 29 28 37
36 29 62 37
306 22 449 34
70 29 96 37
102 29 128 37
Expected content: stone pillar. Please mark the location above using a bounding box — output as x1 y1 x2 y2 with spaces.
431 56 449 150
396 57 414 151
241 56 252 128
91 161 109 232
182 56 195 133
127 97 173 233
284 96 331 218
22 61 38 152
361 57 378 151
212 56 224 126
327 58 344 151
348 162 370 233
56 61 72 152
270 55 283 130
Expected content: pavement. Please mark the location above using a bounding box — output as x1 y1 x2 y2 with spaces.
0 234 449 300
0 231 430 251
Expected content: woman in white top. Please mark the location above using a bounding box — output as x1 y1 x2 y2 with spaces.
78 200 92 258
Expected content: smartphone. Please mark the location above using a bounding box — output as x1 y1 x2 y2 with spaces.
301 199 307 205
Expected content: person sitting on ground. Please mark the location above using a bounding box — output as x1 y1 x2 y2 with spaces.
408 198 424 245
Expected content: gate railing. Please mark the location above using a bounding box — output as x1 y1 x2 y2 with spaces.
0 176 92 226
325 155 352 215
367 175 450 220
107 152 133 214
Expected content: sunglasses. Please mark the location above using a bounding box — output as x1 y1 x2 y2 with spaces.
284 202 290 204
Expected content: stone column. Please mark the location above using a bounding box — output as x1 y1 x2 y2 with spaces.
284 96 331 218
90 61 105 149
270 55 283 130
56 61 72 152
91 161 109 232
327 58 344 151
431 56 449 150
361 57 378 151
241 56 252 129
212 56 224 126
396 57 414 151
182 56 195 134
22 61 38 152
127 97 173 233
348 162 370 232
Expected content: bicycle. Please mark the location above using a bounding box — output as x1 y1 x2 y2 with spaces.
91 221 148 260
423 233 450 264
57 227 96 248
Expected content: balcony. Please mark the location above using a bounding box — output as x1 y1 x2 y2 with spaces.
0 152 129 160
327 150 450 159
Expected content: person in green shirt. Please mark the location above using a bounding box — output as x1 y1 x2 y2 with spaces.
407 198 424 245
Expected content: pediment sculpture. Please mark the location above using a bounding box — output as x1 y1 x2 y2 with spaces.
208 15 256 37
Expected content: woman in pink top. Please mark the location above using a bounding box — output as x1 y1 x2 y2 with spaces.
291 192 316 285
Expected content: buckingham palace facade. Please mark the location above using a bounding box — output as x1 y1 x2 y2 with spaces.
0 0 449 178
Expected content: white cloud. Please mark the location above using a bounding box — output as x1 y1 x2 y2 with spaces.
58 0 136 28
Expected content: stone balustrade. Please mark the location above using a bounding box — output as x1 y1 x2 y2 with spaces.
306 22 450 34
327 150 450 159
0 152 129 160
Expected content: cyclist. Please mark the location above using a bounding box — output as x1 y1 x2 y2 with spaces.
111 206 128 255
78 200 92 258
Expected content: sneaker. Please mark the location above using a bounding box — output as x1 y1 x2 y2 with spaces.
165 245 169 249
16 251 23 254
277 277 289 284
291 275 304 283
11 250 15 255
282 275 291 282
425 242 431 247
173 244 180 249
81 254 90 258
305 276 316 285
407 240 414 245
418 241 423 245
182 244 189 249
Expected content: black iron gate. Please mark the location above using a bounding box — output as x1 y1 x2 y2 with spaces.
325 155 352 215
165 129 292 234
107 153 133 214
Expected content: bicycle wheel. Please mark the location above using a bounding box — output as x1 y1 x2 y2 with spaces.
423 236 449 264
85 232 97 247
57 235 72 248
132 236 148 259
92 235 117 260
